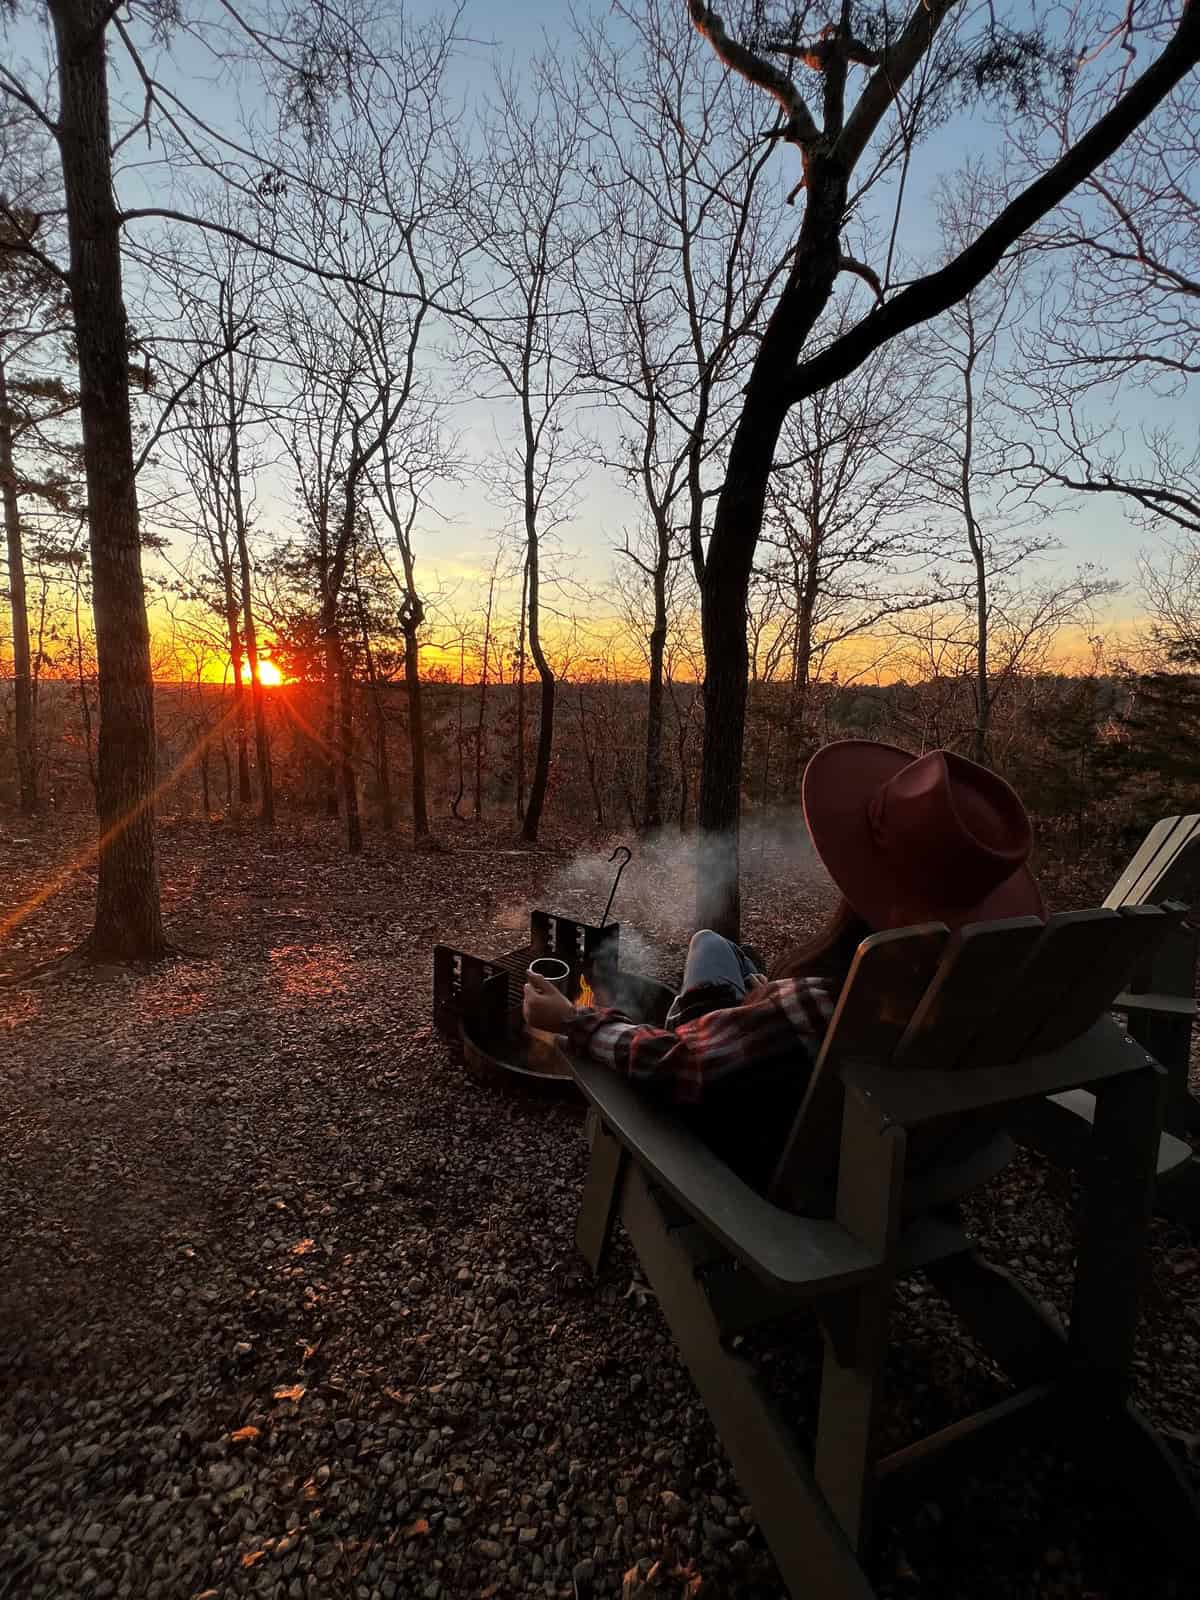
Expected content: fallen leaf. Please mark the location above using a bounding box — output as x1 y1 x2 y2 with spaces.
402 1517 430 1537
230 1425 261 1443
302 1341 321 1362
479 1586 501 1598
241 1549 266 1568
291 1238 315 1255
274 1384 306 1402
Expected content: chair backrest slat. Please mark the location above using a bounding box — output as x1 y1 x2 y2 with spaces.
769 924 949 1213
769 886 1188 1217
968 910 1124 1068
893 917 1045 1072
1106 815 1200 910
1104 816 1183 909
1022 904 1182 1056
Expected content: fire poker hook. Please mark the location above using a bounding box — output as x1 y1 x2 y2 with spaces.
600 846 633 929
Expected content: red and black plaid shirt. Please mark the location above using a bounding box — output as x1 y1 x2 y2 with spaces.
563 975 836 1105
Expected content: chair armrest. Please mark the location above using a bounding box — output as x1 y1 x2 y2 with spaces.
1117 991 1197 1019
1006 1088 1193 1179
570 1058 881 1297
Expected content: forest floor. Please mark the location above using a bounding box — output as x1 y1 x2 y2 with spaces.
1 809 1199 1600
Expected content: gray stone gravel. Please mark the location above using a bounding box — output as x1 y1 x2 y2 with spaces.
2 820 1199 1598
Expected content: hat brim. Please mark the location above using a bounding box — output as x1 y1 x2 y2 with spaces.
802 740 1044 932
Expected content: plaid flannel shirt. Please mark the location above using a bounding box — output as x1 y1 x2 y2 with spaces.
563 975 836 1105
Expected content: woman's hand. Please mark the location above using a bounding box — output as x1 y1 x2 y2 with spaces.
523 971 577 1033
744 972 768 990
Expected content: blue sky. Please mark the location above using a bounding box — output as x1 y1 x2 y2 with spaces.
5 0 1197 655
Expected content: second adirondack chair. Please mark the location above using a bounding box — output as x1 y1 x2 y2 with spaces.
1106 813 1200 1135
571 904 1200 1600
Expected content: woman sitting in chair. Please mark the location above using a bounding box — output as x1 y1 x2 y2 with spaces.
524 740 1044 1183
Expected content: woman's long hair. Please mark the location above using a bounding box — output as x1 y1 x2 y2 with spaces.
767 896 870 987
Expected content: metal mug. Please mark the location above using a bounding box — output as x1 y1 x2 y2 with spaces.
526 956 571 1051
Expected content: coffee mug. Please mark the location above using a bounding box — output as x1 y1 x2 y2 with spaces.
526 957 571 1049
527 956 570 994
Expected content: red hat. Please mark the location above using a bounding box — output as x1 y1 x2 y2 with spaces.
802 740 1044 932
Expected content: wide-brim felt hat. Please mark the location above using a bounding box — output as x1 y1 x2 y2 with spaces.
802 740 1044 932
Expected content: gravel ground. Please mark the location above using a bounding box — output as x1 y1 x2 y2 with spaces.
2 813 1199 1599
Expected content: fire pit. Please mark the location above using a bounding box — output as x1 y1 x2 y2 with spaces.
432 910 674 1098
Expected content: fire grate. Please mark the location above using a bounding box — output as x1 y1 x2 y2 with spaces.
433 909 673 1097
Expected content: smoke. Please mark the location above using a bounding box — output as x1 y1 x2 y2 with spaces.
541 810 835 984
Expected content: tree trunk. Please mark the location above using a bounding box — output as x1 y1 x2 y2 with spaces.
960 343 990 765
0 355 37 814
782 547 819 794
223 591 251 805
514 557 528 822
236 553 273 824
696 161 846 937
335 643 362 854
226 340 274 824
402 622 429 840
450 639 466 819
697 394 787 936
475 571 496 821
323 650 339 817
576 683 605 827
642 560 667 833
373 685 394 830
72 564 97 799
521 514 554 844
50 0 167 958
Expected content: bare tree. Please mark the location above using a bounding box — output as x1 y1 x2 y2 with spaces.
3 0 170 955
463 64 593 844
578 0 794 829
685 0 1200 934
761 324 935 780
0 258 77 814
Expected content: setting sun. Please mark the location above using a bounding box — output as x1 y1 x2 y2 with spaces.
242 659 284 686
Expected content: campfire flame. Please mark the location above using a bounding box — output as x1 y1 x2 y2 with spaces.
576 973 595 1009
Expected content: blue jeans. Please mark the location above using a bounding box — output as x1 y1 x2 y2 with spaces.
665 930 763 1027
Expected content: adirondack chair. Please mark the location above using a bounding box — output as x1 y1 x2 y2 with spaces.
570 905 1200 1600
1107 815 1200 1136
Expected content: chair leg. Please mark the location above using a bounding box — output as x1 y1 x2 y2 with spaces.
1078 1401 1200 1572
814 1092 907 1554
1127 1009 1200 1138
1070 1060 1163 1388
575 1112 625 1275
1064 1060 1200 1562
621 1167 876 1600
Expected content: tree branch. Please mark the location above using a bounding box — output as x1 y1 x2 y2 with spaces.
839 252 884 303
793 2 1200 402
833 0 959 171
117 208 431 304
686 2 820 145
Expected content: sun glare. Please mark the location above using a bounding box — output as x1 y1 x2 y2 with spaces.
242 659 284 686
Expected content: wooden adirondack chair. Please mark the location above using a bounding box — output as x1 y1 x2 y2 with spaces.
570 905 1200 1600
1106 814 1200 1136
